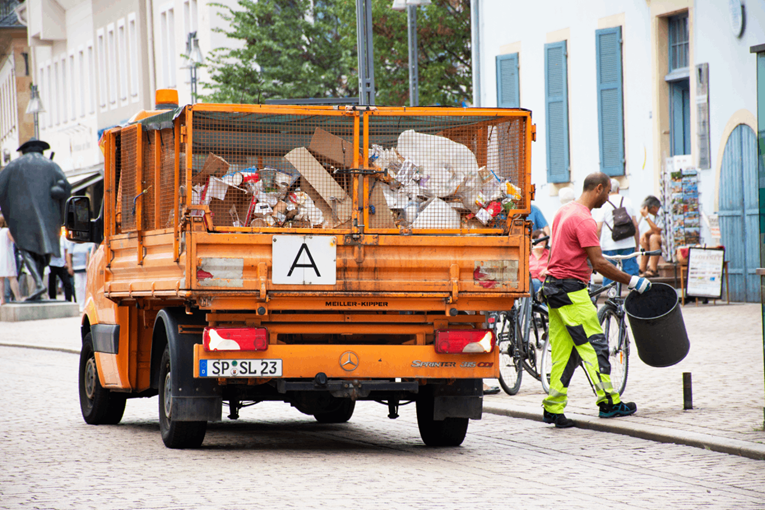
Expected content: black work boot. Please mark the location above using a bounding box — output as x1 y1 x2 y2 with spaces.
543 409 575 428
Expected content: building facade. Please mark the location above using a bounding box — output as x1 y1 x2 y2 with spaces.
0 0 32 168
472 0 765 301
18 0 237 201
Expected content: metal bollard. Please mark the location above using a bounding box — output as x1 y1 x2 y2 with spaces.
683 372 693 410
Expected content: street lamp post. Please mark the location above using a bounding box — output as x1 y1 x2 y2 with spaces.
25 84 45 139
392 0 431 107
185 32 205 104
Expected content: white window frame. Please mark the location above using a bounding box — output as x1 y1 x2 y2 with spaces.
69 52 76 121
128 13 139 100
60 57 68 123
78 47 85 117
97 29 107 110
87 42 95 114
117 18 128 104
107 23 117 107
160 5 177 88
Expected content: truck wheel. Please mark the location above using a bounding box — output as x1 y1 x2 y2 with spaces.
415 395 469 447
159 346 207 448
314 399 355 423
79 333 126 425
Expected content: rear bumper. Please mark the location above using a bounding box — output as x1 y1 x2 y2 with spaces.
193 344 498 379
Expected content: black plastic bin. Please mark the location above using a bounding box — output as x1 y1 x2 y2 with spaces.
624 283 690 367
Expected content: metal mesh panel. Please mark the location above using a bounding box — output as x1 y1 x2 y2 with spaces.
158 128 176 228
190 110 356 230
141 130 156 230
111 130 122 233
366 113 527 233
119 124 140 232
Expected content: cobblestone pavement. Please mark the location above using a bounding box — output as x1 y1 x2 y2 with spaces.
1 346 764 510
482 302 765 458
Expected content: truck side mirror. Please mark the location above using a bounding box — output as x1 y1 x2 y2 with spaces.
65 196 93 242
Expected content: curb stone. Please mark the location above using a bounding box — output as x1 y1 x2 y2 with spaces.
484 403 765 462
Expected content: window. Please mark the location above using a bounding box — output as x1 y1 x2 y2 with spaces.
97 30 107 108
78 49 85 117
669 15 689 72
46 64 52 127
60 58 67 123
128 14 139 98
544 40 569 183
496 53 519 108
88 44 95 113
667 14 690 156
595 26 624 176
160 7 177 88
53 61 60 124
118 20 127 102
70 54 76 121
107 24 117 105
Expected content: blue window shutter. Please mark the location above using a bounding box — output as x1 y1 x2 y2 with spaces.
496 53 519 108
545 41 569 183
596 27 625 176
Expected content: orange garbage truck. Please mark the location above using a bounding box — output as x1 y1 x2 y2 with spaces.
66 91 534 448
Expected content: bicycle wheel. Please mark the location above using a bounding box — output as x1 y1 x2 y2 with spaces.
521 307 548 381
497 314 523 395
598 304 629 396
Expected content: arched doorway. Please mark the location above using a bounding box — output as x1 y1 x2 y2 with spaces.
718 124 759 302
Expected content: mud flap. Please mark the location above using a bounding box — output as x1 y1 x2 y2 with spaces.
432 379 483 420
154 308 223 422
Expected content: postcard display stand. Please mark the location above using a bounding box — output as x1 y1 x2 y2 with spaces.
663 157 700 262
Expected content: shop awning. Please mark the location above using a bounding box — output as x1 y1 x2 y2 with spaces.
67 168 103 193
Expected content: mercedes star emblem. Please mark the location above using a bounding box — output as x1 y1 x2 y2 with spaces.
339 351 359 371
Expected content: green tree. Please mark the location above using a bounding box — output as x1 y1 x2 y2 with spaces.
203 0 471 106
203 0 356 103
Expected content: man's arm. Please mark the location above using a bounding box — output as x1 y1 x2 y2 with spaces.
640 207 662 235
596 221 603 239
584 245 631 285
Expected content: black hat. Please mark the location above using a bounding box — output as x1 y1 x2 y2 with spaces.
17 138 50 153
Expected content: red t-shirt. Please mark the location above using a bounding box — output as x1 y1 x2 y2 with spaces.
547 201 600 282
529 249 549 282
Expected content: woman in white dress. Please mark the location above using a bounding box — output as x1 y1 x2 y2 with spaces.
0 215 22 304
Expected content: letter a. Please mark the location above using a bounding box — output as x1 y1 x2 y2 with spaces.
287 243 321 278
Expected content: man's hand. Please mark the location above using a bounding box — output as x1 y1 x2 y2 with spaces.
640 206 648 218
629 275 652 294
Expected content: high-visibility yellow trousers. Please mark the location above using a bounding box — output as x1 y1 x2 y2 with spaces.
541 279 621 414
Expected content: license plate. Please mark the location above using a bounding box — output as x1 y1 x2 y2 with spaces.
199 359 282 377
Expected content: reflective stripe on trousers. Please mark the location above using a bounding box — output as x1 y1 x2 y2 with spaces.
542 285 621 414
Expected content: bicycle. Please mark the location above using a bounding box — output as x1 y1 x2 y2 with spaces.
539 249 661 396
490 236 550 395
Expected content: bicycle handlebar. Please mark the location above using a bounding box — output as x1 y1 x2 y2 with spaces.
602 249 661 261
532 235 549 246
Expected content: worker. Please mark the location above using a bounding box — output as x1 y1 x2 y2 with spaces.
540 173 651 428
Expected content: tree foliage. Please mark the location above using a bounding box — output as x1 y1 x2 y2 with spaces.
202 0 471 106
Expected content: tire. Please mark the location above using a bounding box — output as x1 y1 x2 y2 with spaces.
416 393 469 447
314 399 356 423
497 314 522 395
158 346 207 448
540 332 553 394
79 333 126 425
598 305 629 396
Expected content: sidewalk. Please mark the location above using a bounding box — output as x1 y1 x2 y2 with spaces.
2 303 764 460
484 301 765 460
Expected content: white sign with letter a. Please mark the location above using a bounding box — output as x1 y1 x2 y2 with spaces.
272 235 337 285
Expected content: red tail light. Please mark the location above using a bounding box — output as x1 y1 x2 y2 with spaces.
435 330 496 354
203 327 268 352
